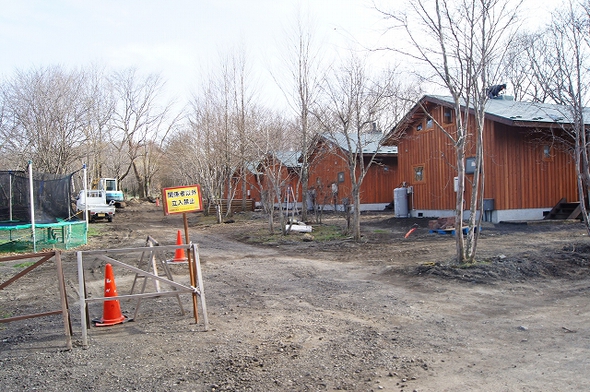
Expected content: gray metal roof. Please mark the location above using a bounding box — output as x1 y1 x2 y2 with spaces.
244 161 261 175
323 132 398 155
273 150 302 168
428 95 590 126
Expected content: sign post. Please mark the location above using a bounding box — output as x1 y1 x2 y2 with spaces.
161 185 204 322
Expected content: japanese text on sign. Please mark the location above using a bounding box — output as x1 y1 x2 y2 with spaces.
161 185 203 215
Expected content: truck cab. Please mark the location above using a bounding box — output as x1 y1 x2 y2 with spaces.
76 189 115 222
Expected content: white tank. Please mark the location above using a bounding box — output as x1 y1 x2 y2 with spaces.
394 187 408 218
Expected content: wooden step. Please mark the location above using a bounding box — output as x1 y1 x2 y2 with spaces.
207 199 253 215
544 198 582 220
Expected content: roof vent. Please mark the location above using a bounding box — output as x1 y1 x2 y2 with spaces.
548 114 564 122
371 122 380 133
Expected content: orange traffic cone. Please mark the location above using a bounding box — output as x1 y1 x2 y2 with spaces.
170 230 188 263
93 263 128 327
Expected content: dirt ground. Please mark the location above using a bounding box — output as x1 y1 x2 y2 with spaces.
1 201 590 392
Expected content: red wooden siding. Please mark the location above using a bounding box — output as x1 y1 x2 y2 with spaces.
231 171 262 204
485 122 577 210
396 109 458 210
263 163 302 203
308 139 399 205
359 157 399 203
230 158 302 206
395 103 578 212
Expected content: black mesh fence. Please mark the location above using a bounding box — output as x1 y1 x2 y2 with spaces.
0 170 77 224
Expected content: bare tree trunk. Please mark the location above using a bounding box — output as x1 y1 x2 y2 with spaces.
216 204 222 225
454 137 467 261
132 161 145 199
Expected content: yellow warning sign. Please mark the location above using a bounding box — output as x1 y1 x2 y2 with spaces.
161 185 203 215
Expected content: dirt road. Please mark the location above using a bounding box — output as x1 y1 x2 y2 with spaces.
1 202 590 391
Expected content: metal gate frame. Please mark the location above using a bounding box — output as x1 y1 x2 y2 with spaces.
76 243 207 347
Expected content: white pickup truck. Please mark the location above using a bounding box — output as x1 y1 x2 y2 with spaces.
76 189 115 222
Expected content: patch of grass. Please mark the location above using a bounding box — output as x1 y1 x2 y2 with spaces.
373 229 389 234
237 223 346 244
14 261 35 268
87 226 101 237
191 212 258 226
312 224 347 241
454 260 492 268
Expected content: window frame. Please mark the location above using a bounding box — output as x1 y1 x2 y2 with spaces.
413 164 425 183
443 107 453 124
542 145 553 162
426 118 434 129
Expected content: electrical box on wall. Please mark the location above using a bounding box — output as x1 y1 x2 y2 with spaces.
465 157 476 174
454 177 458 192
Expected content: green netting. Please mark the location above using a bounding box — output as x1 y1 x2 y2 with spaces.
0 221 87 253
0 169 86 253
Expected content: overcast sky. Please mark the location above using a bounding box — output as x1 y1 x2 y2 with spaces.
0 0 556 112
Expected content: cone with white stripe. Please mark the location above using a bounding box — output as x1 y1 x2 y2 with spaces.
93 263 127 327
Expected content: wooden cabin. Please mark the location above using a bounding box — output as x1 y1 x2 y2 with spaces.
259 151 302 209
228 163 262 210
229 151 302 210
307 133 399 211
384 95 579 223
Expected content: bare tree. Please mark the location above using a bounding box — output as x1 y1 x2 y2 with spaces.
518 1 590 233
140 111 182 198
0 66 91 173
275 10 324 221
179 47 262 222
502 33 542 102
0 89 14 169
83 65 116 181
248 113 297 234
315 55 397 241
184 73 235 223
381 0 521 263
227 48 260 216
109 68 174 198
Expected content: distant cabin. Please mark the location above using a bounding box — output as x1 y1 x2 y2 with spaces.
307 132 398 211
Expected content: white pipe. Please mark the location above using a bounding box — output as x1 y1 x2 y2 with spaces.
77 250 88 347
83 164 88 227
9 172 12 221
28 161 36 252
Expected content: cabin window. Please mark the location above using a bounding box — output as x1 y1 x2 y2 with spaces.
426 118 434 129
337 172 345 183
416 122 423 132
443 107 453 124
413 165 425 183
542 145 553 161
